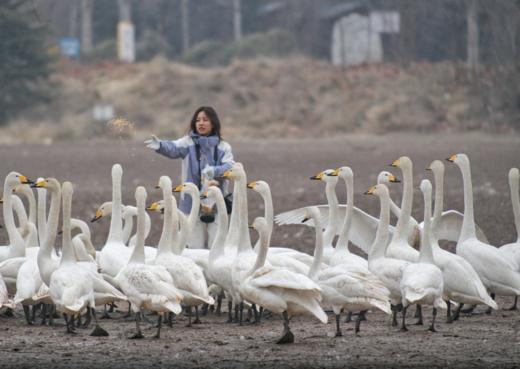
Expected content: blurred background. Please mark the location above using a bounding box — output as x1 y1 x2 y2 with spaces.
1 0 519 143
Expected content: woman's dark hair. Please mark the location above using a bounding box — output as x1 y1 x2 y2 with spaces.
189 106 222 140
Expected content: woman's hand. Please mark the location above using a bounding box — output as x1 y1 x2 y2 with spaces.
202 166 215 179
144 135 160 150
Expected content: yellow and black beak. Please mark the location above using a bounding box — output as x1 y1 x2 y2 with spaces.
426 164 432 171
90 209 103 222
19 175 34 185
147 202 160 212
389 174 401 183
364 186 377 195
31 179 46 188
301 215 311 223
0 197 3 204
200 191 208 200
446 154 457 162
328 168 340 177
222 170 231 178
390 159 400 168
248 223 255 230
247 181 257 189
310 171 325 180
173 184 183 193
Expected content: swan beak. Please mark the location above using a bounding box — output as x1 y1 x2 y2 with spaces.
247 181 257 189
201 204 213 214
426 165 432 171
222 170 231 178
310 171 324 180
57 228 63 236
90 209 103 222
154 184 160 189
389 174 401 183
248 224 255 229
446 154 457 162
328 169 340 177
19 175 34 185
0 197 3 204
301 216 310 223
147 202 160 212
390 159 400 167
173 184 183 193
364 186 377 195
200 191 208 200
31 179 46 188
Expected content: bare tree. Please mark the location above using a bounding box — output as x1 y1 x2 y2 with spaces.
181 0 190 52
233 0 242 42
466 0 479 74
81 0 93 54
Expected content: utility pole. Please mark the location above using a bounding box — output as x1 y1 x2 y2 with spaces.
118 0 131 22
181 0 190 52
233 0 242 42
80 0 93 54
466 0 479 76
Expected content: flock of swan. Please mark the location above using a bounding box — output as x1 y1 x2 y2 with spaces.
0 153 519 344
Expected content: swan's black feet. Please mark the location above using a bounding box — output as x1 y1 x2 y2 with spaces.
276 329 294 344
345 312 352 323
193 317 201 324
129 332 144 339
335 330 343 337
428 325 437 333
446 315 454 324
90 325 109 337
485 307 493 315
100 312 112 320
460 305 475 314
1 308 14 318
152 333 161 339
66 326 77 334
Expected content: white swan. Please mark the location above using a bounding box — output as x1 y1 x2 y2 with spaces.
426 160 497 321
115 186 183 339
247 180 316 269
13 183 39 248
386 156 419 263
70 218 97 261
240 216 327 344
328 167 369 270
399 180 447 332
36 179 47 249
0 272 15 310
98 164 132 277
303 206 391 337
154 177 213 326
365 184 411 326
447 153 520 305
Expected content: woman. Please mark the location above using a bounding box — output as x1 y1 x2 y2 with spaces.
145 106 235 248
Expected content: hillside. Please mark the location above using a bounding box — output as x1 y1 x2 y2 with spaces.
2 56 518 143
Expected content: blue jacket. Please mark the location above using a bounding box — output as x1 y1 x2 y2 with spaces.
156 131 235 214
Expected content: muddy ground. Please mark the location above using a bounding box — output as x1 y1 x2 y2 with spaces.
0 134 519 368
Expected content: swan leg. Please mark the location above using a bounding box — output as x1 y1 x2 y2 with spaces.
228 302 234 322
201 303 209 316
167 312 175 327
335 314 343 337
400 306 408 332
193 305 202 324
485 294 496 315
64 314 76 334
446 300 453 323
186 306 193 327
460 303 475 315
90 308 109 337
245 306 253 323
40 304 48 325
1 307 14 318
252 304 261 325
414 305 423 325
391 304 399 327
258 306 264 323
238 302 244 326
345 311 352 323
153 314 163 339
129 313 144 339
428 308 438 332
276 311 294 344
23 305 34 325
216 293 223 315
101 304 112 319
355 311 367 335
234 304 240 323
507 296 518 311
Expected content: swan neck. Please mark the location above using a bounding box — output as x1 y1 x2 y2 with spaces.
431 167 445 238
42 185 60 257
248 226 270 276
108 171 123 242
157 188 174 255
61 189 75 264
369 190 390 262
3 186 26 257
308 214 324 280
254 188 273 252
458 159 476 241
336 176 353 253
129 196 146 264
37 188 47 248
323 180 339 248
224 181 240 248
419 188 434 264
209 191 229 259
394 164 413 241
509 172 520 241
237 175 252 253
121 209 134 244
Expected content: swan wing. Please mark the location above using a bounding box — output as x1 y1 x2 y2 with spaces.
433 210 489 243
250 267 321 292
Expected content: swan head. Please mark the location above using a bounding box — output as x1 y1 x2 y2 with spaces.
32 177 60 192
390 156 412 170
146 201 162 213
91 201 113 222
426 160 445 173
157 175 172 191
135 186 147 209
310 169 338 184
249 217 269 234
301 206 321 224
446 153 469 166
5 172 33 189
202 185 223 201
222 164 246 181
510 168 519 181
112 163 123 178
377 171 400 184
12 183 33 196
419 179 432 194
364 183 390 198
329 166 353 181
62 181 73 198
173 182 199 196
247 180 269 194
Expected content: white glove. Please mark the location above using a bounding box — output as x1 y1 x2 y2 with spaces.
201 166 215 180
144 135 160 150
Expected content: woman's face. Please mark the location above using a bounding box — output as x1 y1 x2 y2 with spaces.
195 111 213 136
